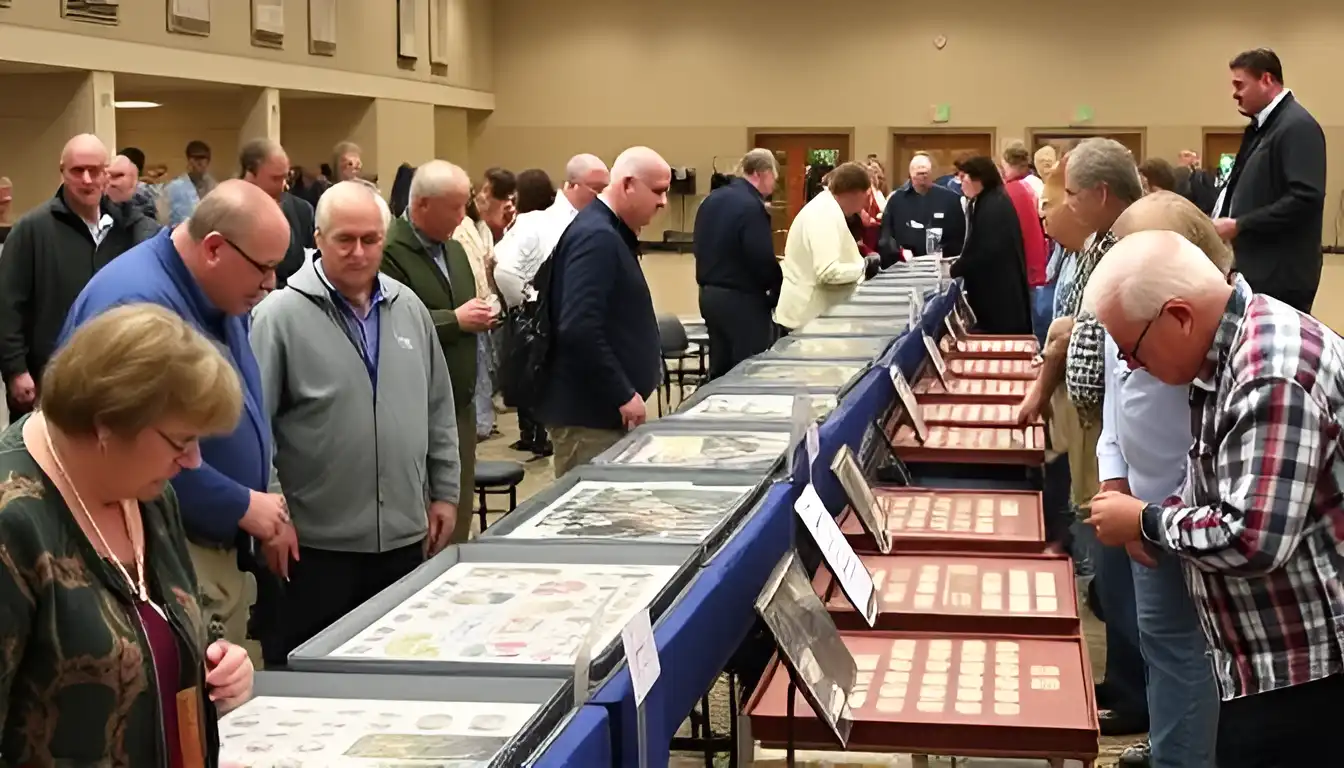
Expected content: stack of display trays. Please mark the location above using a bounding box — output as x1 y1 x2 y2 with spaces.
672 385 838 424
769 334 894 361
915 402 1041 428
745 632 1099 764
838 488 1046 555
889 422 1046 467
591 421 795 475
821 302 911 319
946 357 1038 381
911 374 1029 405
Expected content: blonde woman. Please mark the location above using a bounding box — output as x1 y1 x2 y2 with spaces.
0 304 254 765
453 168 516 440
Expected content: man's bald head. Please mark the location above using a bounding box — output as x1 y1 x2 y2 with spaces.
59 134 110 213
1113 191 1232 275
562 153 610 210
106 155 139 203
605 146 670 231
1081 229 1233 385
180 179 290 314
909 154 933 192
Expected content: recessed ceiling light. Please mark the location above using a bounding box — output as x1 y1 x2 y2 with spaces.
114 100 161 109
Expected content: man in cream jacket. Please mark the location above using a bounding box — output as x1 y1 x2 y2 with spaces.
773 162 879 332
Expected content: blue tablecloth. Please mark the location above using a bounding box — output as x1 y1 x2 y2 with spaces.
531 705 613 768
590 481 799 767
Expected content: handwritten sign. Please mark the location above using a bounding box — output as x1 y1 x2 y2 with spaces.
621 608 660 707
794 485 877 627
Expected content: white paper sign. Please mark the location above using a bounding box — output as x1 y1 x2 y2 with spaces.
793 485 877 627
621 608 660 707
887 364 927 444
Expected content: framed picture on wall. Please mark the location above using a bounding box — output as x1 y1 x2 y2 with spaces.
429 0 451 67
308 0 337 56
396 0 417 59
251 0 285 48
167 0 211 36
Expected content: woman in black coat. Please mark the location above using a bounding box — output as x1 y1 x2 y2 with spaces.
949 156 1033 334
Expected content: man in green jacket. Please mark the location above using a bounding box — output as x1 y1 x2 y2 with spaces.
382 160 497 543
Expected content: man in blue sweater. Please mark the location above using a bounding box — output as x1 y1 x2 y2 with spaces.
539 146 668 474
59 180 292 661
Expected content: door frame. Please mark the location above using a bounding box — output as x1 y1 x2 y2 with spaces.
889 127 998 183
1201 126 1244 172
746 127 855 157
1027 127 1148 158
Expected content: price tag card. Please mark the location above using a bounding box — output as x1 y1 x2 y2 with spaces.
805 423 821 472
887 364 927 444
921 330 951 389
794 485 878 627
830 444 892 554
788 391 812 476
956 290 978 328
871 418 913 486
621 608 660 707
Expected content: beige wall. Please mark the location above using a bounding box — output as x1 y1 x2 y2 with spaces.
281 96 375 174
0 71 117 212
478 0 1344 243
117 89 261 182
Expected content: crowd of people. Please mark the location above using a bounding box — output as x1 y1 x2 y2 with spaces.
0 38 1337 767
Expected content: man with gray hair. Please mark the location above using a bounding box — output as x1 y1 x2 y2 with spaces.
692 147 781 378
1085 228 1344 765
382 160 492 544
540 146 668 474
251 180 460 663
494 153 609 309
878 152 965 262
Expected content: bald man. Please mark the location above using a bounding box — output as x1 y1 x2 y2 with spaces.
0 134 158 422
107 154 160 222
877 153 965 263
538 146 668 474
60 179 293 664
1084 229 1344 765
252 180 459 663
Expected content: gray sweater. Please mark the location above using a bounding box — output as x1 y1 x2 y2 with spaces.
251 256 460 553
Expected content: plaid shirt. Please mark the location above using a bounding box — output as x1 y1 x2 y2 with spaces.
1062 231 1116 425
1141 275 1344 699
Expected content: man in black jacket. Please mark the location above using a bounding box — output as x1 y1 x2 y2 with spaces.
0 134 158 422
240 138 315 287
1212 48 1326 312
539 146 669 475
693 148 782 379
878 153 966 264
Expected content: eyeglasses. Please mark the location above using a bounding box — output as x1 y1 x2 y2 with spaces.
1119 300 1171 368
219 235 279 276
155 428 199 456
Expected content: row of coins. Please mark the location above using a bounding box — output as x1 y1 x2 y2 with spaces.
915 378 1029 396
921 403 1016 423
948 359 1034 376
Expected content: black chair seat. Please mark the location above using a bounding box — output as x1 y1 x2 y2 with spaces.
475 460 525 488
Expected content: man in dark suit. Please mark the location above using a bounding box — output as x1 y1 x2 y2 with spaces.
693 148 782 379
1212 48 1326 312
539 146 669 475
239 138 316 287
878 153 966 264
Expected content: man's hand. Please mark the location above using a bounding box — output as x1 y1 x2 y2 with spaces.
455 298 495 332
7 372 35 406
239 490 289 541
1099 478 1131 496
263 523 299 580
424 500 457 558
619 393 647 430
1015 392 1043 425
1212 217 1238 241
1087 490 1146 546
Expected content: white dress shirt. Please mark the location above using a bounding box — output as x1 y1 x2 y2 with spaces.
1097 333 1193 502
492 193 579 308
1211 88 1292 219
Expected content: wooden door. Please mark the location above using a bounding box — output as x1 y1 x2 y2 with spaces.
753 133 851 255
1032 131 1144 160
1203 131 1243 176
892 132 993 184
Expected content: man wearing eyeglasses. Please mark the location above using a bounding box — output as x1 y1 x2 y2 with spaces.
58 180 293 665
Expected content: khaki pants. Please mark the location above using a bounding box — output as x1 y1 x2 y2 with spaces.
550 425 625 476
187 542 260 665
1049 389 1102 513
453 405 476 543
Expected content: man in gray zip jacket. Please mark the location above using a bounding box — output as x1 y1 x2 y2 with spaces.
249 180 460 665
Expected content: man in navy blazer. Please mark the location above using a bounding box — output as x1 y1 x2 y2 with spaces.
539 147 670 475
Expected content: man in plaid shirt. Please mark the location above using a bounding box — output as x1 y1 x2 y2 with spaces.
1084 229 1344 766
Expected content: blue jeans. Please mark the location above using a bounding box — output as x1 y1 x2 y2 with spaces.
474 333 495 438
1095 541 1148 718
1032 284 1056 346
1133 552 1219 768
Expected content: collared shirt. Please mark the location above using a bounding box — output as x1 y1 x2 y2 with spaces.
407 214 451 281
315 258 385 387
1097 333 1191 502
1060 231 1117 424
87 213 114 247
494 192 580 307
1211 89 1293 218
1140 275 1344 699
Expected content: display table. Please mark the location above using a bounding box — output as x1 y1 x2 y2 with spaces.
530 705 613 768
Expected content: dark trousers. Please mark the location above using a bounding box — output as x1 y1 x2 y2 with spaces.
1216 673 1344 767
258 542 423 667
516 404 549 449
699 285 774 379
1095 541 1149 718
